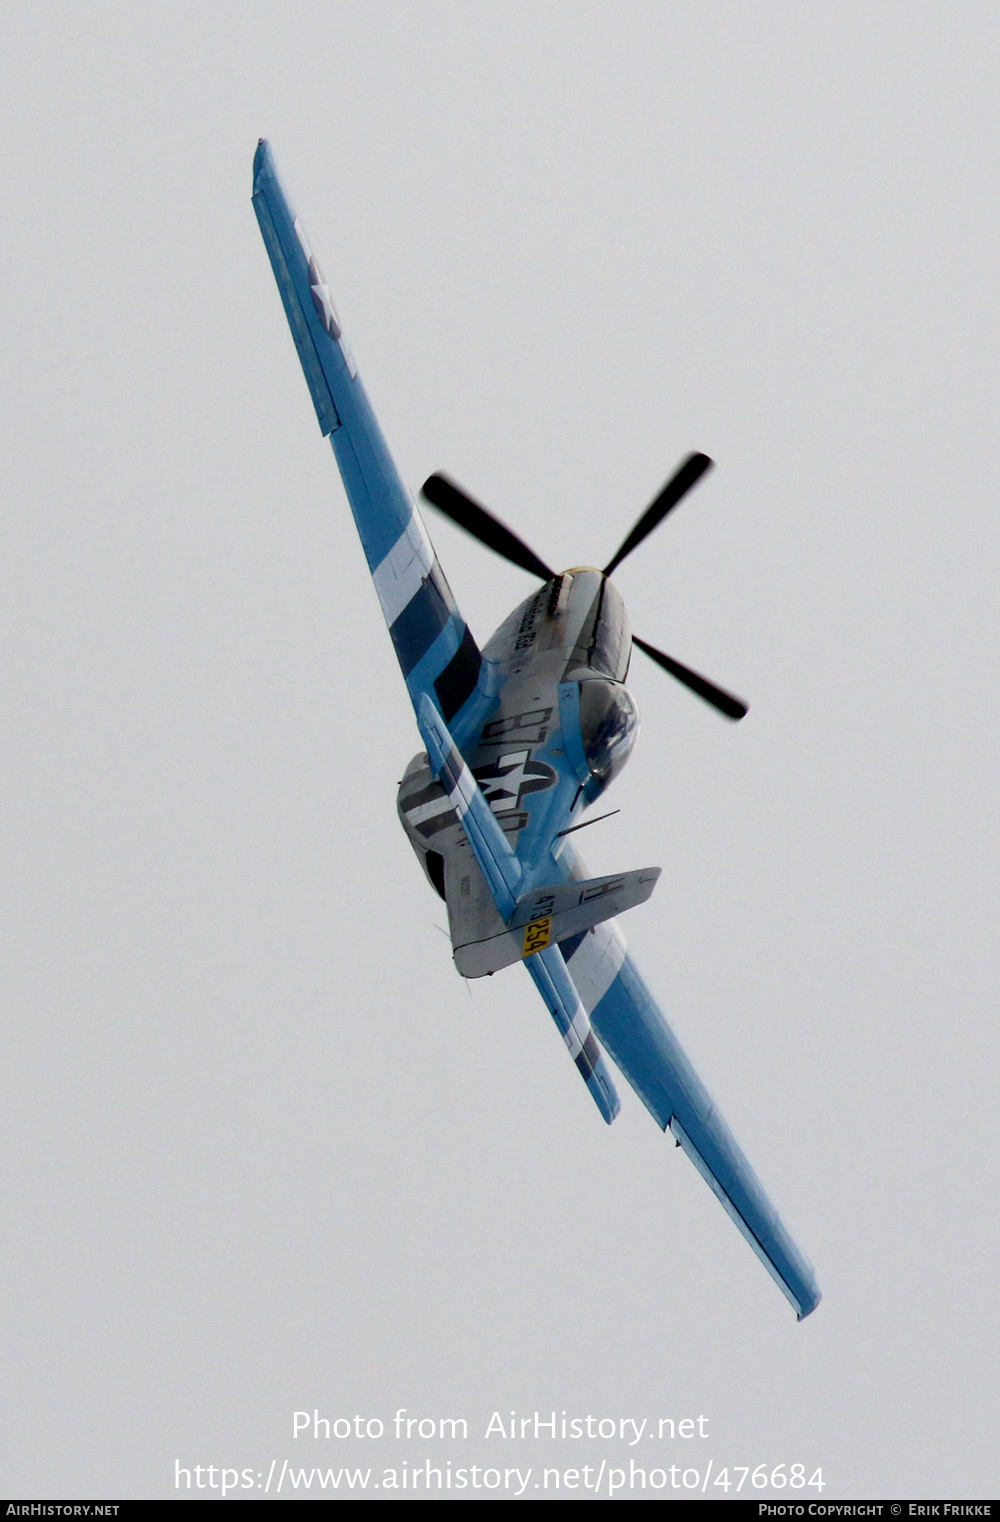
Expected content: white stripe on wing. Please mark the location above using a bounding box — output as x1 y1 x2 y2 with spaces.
372 512 435 627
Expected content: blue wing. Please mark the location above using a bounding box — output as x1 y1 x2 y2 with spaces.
252 141 482 726
560 918 821 1319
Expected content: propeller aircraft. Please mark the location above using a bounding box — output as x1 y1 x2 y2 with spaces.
252 141 820 1319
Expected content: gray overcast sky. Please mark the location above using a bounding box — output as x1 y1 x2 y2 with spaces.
1 1 997 1500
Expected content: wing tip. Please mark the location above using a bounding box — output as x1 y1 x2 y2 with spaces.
252 137 275 193
796 1286 822 1321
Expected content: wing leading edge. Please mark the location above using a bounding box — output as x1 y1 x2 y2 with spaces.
252 141 482 726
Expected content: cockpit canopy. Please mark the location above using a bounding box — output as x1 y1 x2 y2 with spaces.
577 677 640 795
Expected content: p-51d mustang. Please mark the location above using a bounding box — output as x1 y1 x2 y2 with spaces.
252 140 820 1319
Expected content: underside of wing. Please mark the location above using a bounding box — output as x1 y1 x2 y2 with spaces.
587 952 821 1319
252 141 482 726
553 843 819 1317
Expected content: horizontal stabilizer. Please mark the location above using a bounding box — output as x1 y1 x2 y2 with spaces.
455 867 660 978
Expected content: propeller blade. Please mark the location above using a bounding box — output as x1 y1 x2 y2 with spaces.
421 473 556 582
632 635 748 720
603 453 714 577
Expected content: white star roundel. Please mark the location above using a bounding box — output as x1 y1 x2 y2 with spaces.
293 216 341 335
308 265 342 339
293 217 357 375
